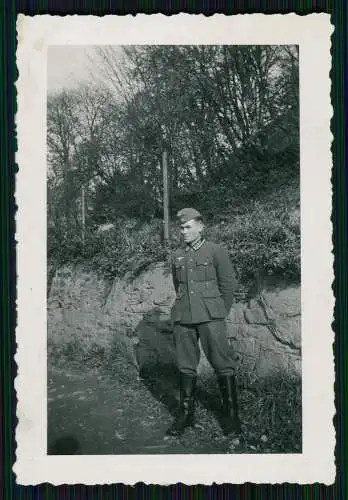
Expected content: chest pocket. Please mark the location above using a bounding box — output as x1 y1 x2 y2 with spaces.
194 256 216 282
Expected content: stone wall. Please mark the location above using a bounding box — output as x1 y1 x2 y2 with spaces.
48 263 301 379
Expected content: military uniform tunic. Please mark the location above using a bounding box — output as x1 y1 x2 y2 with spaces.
171 239 238 376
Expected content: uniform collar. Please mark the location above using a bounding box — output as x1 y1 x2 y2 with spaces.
185 237 205 252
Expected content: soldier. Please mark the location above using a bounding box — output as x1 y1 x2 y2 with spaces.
166 207 241 437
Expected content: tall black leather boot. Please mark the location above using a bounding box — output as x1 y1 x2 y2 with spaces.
166 374 197 437
218 375 242 436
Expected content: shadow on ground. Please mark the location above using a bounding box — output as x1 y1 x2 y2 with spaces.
48 435 81 455
139 363 179 418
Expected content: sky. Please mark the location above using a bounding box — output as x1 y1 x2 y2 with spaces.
47 45 107 93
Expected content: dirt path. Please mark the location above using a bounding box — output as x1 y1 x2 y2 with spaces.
48 359 234 455
48 353 301 455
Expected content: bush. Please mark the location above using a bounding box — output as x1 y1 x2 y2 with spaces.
48 189 300 294
206 200 300 293
84 219 168 280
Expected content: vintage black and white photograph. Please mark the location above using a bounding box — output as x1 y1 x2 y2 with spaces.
15 14 334 485
47 43 302 456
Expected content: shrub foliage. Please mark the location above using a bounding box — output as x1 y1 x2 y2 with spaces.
48 192 300 294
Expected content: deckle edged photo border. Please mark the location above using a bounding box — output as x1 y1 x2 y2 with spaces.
1 0 347 497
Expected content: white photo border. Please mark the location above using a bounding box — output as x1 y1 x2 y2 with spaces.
15 13 335 485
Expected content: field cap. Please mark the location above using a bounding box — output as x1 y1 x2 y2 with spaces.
177 208 202 224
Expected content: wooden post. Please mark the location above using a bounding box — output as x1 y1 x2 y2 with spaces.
81 185 85 246
162 150 169 247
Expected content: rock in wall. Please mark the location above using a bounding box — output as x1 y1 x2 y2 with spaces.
226 289 301 380
48 263 301 378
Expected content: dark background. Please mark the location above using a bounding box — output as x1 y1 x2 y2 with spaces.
2 0 347 499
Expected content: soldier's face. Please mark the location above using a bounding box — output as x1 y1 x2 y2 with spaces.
180 219 203 244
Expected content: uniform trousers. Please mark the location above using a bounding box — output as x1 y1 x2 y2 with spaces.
174 320 236 376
